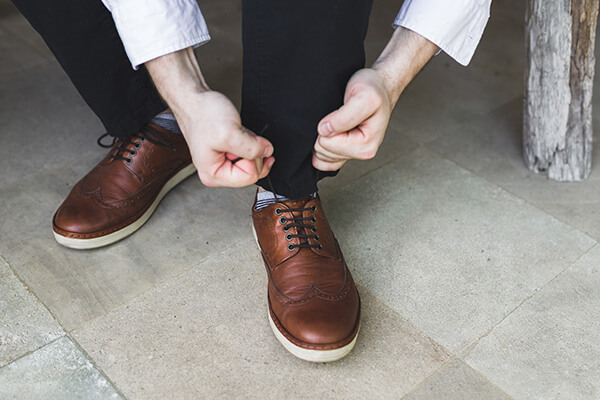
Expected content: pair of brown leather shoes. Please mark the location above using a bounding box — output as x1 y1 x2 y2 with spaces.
54 126 360 362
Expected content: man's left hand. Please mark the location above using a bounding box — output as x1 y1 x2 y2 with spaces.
313 68 392 171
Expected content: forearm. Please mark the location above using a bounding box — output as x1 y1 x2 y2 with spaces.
371 27 438 108
145 47 210 122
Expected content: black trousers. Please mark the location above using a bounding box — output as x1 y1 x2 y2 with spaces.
12 0 373 199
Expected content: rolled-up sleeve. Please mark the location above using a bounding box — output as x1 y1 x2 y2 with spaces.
393 0 491 66
101 0 211 69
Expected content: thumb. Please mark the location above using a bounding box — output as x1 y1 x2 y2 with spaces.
318 93 374 137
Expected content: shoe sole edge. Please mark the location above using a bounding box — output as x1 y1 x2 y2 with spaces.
53 163 196 249
267 302 359 363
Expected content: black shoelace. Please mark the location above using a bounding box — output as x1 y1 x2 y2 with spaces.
97 125 174 164
275 205 322 251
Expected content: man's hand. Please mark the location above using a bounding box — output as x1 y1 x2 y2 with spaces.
175 90 274 187
313 27 438 171
146 48 274 187
313 68 391 171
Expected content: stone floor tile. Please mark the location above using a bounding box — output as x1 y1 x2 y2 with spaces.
429 97 600 242
0 63 103 189
322 147 596 353
318 127 419 193
0 161 252 331
0 336 122 400
0 1 55 61
405 359 512 400
0 26 47 77
465 245 600 400
72 239 450 400
0 256 64 368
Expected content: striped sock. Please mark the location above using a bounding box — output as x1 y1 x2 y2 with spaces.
254 190 290 210
254 190 318 210
151 112 182 134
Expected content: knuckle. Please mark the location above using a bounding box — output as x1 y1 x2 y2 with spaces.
358 145 378 160
367 92 383 109
198 172 216 187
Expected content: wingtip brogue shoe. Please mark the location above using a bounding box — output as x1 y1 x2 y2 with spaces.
52 124 195 249
252 194 360 362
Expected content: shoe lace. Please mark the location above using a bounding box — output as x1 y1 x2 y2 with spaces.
254 121 322 251
276 205 322 251
96 125 175 163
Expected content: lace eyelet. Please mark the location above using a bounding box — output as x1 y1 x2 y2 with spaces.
275 208 282 215
283 226 290 232
317 244 323 250
287 244 295 251
311 227 317 232
134 142 141 149
279 217 287 224
140 137 147 142
285 234 293 241
129 150 137 156
311 205 317 212
311 216 317 223
125 158 133 164
315 235 320 241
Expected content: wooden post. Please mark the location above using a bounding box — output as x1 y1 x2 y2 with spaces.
524 0 599 181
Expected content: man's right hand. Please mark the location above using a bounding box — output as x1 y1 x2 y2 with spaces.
146 48 274 188
176 90 274 187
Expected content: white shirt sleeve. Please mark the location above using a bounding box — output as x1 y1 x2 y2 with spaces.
393 0 491 66
101 0 211 69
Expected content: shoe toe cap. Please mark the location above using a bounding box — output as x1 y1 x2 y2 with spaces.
53 200 112 236
276 294 360 347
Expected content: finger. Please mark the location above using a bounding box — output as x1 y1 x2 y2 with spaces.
211 159 260 187
219 126 274 160
313 140 349 162
313 151 346 163
206 156 275 188
317 93 377 137
311 154 346 172
317 127 374 160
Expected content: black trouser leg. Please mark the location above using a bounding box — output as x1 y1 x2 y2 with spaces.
11 0 166 137
242 0 373 199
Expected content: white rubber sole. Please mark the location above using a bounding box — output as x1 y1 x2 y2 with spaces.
252 225 359 363
53 163 196 250
267 306 359 363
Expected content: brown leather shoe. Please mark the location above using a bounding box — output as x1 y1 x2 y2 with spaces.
52 124 195 249
252 193 360 362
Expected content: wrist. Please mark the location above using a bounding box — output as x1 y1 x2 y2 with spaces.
145 47 211 113
371 27 438 106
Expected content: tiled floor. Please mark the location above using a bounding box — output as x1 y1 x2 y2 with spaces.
1 0 599 399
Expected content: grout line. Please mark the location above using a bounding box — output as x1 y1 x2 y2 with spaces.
0 334 128 400
322 142 425 198
423 127 600 245
400 356 516 400
459 242 598 361
0 335 64 370
67 333 130 400
0 19 55 63
0 252 68 336
66 238 244 335
400 357 455 399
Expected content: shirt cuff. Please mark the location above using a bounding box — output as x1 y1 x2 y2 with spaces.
393 0 491 66
102 0 211 69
